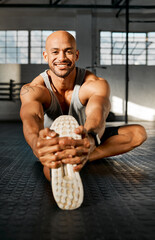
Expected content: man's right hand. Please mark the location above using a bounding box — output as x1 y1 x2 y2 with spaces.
34 128 79 169
33 128 61 168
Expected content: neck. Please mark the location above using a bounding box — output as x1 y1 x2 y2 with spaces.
48 68 77 94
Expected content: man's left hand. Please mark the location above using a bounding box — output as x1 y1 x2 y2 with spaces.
56 126 96 171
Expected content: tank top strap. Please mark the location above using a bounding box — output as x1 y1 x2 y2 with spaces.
71 67 86 107
74 67 86 86
40 70 52 92
68 68 86 125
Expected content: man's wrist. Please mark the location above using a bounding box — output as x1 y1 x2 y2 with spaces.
88 131 101 147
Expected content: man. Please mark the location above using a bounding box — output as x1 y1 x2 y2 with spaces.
20 30 147 182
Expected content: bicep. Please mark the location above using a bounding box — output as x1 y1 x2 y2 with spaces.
20 100 44 121
80 78 110 104
85 95 110 117
85 80 111 118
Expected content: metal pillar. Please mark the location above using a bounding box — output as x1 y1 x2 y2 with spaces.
125 0 129 123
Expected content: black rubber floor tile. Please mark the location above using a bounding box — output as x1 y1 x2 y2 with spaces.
0 122 154 240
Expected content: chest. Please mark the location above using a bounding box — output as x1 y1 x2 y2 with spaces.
54 90 73 114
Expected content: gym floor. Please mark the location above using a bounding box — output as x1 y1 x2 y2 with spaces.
0 121 154 240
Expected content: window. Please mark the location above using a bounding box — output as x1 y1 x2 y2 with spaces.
148 32 155 65
0 31 28 64
100 31 112 65
30 30 53 64
100 31 155 66
0 30 76 64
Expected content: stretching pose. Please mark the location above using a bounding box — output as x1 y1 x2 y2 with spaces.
20 30 147 181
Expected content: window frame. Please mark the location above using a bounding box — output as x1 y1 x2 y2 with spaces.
100 31 155 66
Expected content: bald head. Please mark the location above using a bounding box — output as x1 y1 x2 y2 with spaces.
45 31 77 51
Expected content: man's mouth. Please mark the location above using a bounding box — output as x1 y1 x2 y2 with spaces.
54 62 71 67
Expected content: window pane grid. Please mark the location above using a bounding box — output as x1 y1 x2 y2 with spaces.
0 30 28 64
147 32 155 65
100 31 111 65
100 31 155 66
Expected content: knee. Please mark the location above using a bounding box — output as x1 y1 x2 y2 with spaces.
132 125 147 147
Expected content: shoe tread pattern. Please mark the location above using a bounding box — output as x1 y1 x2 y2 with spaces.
50 115 84 210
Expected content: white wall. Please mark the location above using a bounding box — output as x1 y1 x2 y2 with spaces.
97 66 155 121
0 64 21 120
0 6 155 121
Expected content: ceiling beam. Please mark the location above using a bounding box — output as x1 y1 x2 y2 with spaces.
53 0 62 5
0 4 155 9
112 0 124 7
130 20 155 23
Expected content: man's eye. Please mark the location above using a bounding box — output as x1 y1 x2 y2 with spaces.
67 50 72 54
52 51 58 54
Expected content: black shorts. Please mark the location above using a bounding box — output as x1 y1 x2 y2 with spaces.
100 126 120 144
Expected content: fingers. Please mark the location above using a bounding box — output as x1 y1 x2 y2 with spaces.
58 137 90 150
62 156 82 164
38 127 90 148
37 143 65 157
74 125 87 137
74 162 86 172
39 153 62 169
40 155 86 171
36 127 91 171
37 137 87 158
39 128 58 139
37 137 59 149
61 155 87 172
56 146 89 160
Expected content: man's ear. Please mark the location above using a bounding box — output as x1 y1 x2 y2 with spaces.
43 51 48 63
75 50 79 61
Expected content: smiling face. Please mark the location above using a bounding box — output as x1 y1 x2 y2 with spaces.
43 31 79 78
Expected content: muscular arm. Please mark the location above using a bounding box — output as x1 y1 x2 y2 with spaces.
20 100 44 156
20 84 49 156
61 78 111 171
20 83 81 169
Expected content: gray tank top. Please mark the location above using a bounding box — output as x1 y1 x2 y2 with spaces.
40 67 86 128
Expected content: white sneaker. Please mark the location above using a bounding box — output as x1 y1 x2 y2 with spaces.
50 115 84 210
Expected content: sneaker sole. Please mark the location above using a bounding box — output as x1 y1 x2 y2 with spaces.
49 115 84 210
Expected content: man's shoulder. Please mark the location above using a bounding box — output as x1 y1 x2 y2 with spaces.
21 71 48 95
20 80 50 105
82 70 109 88
31 73 46 86
79 70 110 101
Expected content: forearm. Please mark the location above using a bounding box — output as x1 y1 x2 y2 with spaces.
21 114 44 156
84 95 111 137
23 116 43 156
20 95 45 153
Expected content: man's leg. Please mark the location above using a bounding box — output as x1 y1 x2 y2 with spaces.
43 124 147 180
89 124 147 161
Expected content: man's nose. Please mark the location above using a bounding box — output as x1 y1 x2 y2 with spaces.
58 51 66 61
